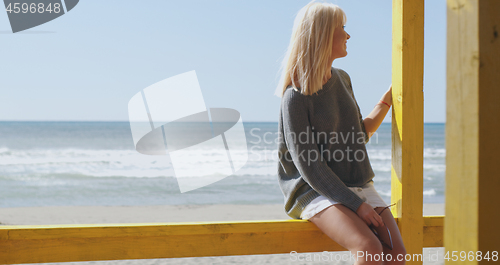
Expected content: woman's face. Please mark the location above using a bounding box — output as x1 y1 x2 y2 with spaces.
331 25 350 60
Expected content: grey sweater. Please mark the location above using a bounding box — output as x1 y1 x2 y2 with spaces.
277 67 375 219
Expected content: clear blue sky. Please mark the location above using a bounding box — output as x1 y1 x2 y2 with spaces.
0 0 446 123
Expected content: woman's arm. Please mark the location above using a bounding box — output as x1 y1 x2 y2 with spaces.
363 85 392 139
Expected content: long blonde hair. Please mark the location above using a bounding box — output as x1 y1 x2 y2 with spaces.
275 1 347 97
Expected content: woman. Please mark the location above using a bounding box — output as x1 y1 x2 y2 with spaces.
276 2 406 264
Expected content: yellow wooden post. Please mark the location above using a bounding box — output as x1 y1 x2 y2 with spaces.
445 0 500 263
391 0 424 263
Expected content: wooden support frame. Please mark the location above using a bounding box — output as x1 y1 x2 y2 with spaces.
0 1 454 264
391 0 425 263
445 0 500 263
0 217 443 264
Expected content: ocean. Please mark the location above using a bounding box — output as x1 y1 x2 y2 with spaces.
0 121 445 208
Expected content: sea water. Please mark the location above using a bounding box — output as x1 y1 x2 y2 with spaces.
0 121 445 207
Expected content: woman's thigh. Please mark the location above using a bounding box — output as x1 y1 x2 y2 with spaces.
374 207 407 262
308 204 383 255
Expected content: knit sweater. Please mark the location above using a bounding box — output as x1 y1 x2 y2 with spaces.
277 67 375 220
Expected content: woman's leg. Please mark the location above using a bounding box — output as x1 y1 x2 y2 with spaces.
309 204 385 265
374 207 407 265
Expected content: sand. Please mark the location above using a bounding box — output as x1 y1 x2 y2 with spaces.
0 204 445 265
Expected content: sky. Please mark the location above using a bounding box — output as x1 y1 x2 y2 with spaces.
0 0 446 123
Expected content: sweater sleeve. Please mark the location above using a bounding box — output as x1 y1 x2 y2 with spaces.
340 70 370 144
282 91 365 213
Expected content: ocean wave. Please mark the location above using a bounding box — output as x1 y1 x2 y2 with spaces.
377 189 437 197
424 164 446 172
424 148 446 158
0 147 446 180
423 189 436 196
0 146 9 153
0 148 280 179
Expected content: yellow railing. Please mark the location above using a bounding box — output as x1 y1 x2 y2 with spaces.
0 217 443 264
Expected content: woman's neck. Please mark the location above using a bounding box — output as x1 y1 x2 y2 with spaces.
322 59 335 85
322 68 332 86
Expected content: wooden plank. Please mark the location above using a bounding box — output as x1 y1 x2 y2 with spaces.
445 0 500 263
391 0 425 264
0 220 315 240
477 0 500 255
445 0 479 257
0 217 443 264
423 216 444 248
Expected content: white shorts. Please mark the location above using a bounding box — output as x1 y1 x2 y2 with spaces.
300 180 388 220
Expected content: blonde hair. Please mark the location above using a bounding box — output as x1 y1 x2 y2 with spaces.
275 1 347 97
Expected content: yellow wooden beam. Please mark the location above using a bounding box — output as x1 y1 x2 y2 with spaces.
422 216 444 249
445 0 500 263
0 217 443 264
391 0 425 263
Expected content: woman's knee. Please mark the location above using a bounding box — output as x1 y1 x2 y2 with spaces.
396 245 407 257
382 244 407 265
385 246 407 265
351 238 384 265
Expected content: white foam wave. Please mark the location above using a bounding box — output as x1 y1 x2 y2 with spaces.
0 147 10 154
423 148 446 158
0 148 281 179
0 147 446 179
376 189 437 197
423 189 436 196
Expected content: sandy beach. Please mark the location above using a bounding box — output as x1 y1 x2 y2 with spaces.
0 203 445 265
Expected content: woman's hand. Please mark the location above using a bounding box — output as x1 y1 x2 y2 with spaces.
380 84 392 106
387 84 392 105
356 202 384 227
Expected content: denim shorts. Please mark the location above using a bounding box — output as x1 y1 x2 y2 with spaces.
300 180 388 220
